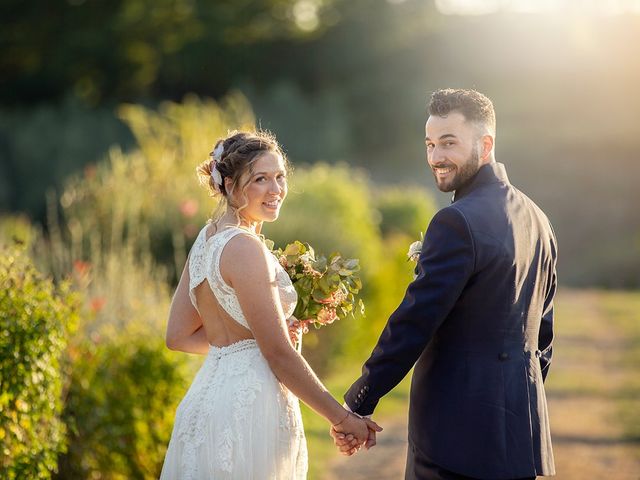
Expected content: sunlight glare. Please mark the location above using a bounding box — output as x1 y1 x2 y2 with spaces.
435 0 640 15
292 0 320 32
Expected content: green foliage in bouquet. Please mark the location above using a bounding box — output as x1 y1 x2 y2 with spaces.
268 240 365 329
0 246 79 479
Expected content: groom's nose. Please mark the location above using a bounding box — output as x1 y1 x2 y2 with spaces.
428 147 444 165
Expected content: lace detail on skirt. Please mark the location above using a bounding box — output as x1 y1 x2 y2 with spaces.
216 342 263 472
175 340 261 478
161 340 307 480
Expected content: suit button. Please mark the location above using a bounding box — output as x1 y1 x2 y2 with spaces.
364 386 369 392
535 350 542 358
357 393 362 399
498 352 509 361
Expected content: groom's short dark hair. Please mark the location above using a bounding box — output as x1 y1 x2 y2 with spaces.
428 89 496 135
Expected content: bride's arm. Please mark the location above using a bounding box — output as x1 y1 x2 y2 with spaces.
223 234 371 442
165 256 210 355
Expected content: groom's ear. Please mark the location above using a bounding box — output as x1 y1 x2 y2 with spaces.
479 134 494 162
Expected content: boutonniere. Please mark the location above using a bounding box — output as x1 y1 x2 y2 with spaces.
407 232 424 263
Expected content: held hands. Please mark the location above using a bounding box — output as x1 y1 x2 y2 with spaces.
329 411 383 456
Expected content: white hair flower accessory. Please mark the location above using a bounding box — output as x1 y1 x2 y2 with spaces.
209 143 224 192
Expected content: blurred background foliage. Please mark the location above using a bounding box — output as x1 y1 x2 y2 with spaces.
1 0 640 477
2 0 639 286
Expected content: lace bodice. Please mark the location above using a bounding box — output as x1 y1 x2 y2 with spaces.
188 225 298 330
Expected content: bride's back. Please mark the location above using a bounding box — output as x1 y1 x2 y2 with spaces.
189 224 255 347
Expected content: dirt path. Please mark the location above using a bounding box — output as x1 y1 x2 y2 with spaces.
323 415 408 480
324 290 640 479
546 290 640 479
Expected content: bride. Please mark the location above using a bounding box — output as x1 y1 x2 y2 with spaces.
159 131 380 479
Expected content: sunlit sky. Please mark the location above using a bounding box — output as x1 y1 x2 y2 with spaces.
432 0 640 15
292 1 640 32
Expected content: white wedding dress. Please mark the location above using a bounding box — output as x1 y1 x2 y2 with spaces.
159 226 308 479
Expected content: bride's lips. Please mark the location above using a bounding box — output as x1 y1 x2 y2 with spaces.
262 199 281 210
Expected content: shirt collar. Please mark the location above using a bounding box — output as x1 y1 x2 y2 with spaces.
451 162 510 203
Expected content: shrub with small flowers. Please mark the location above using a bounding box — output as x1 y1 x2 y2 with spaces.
0 245 79 479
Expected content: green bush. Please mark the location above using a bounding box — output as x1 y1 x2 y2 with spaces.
0 215 41 249
375 186 437 239
56 335 190 480
0 246 79 479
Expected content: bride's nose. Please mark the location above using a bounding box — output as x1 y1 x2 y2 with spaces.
268 178 283 194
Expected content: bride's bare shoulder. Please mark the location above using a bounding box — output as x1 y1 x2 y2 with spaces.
221 231 273 276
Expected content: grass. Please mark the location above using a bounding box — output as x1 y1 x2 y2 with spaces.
596 291 640 442
548 290 640 443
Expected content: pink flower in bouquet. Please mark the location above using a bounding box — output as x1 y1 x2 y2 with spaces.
303 263 322 278
318 288 347 306
316 306 338 325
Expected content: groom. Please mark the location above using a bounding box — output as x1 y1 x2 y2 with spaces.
334 89 557 480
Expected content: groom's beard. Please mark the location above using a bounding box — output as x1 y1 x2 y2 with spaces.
433 147 481 193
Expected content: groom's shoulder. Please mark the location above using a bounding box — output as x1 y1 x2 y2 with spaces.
427 204 472 233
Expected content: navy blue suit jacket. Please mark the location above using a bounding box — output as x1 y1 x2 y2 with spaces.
345 163 557 479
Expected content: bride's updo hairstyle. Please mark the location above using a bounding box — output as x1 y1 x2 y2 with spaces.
197 130 290 220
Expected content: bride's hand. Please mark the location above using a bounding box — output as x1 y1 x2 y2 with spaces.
331 412 371 450
287 316 309 346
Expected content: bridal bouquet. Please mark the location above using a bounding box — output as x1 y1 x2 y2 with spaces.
267 240 365 335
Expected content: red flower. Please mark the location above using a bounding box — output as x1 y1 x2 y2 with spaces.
90 297 106 313
73 260 91 278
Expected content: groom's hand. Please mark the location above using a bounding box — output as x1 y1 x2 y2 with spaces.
330 417 382 455
363 417 382 449
330 427 360 456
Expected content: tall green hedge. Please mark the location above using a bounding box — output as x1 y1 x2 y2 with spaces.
56 336 189 479
0 246 79 479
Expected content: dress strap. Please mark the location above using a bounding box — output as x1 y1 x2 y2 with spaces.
187 225 211 309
